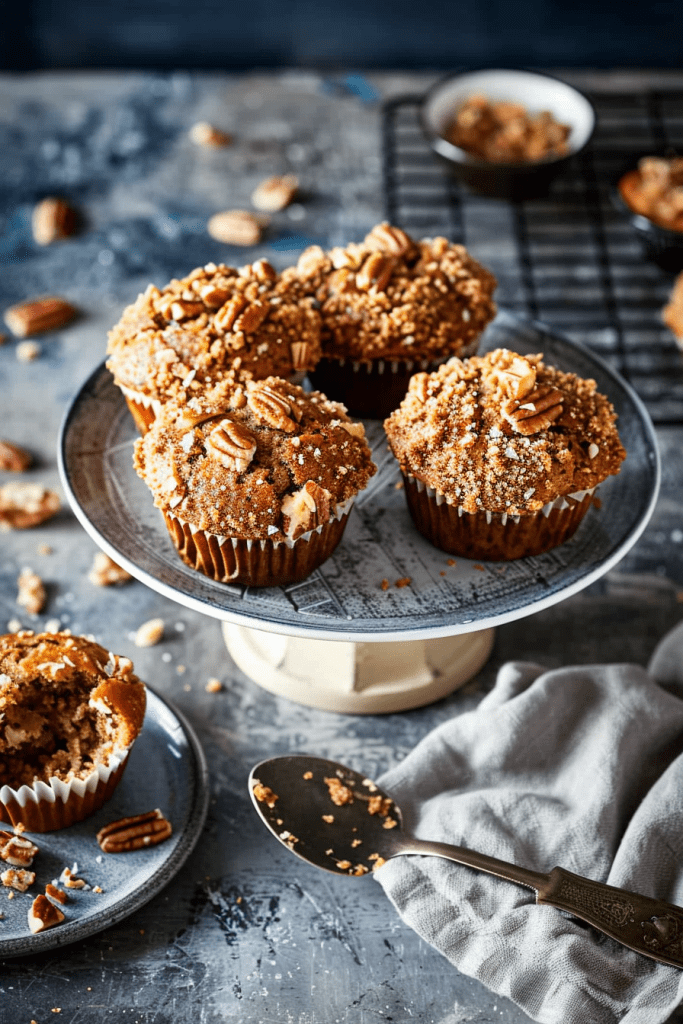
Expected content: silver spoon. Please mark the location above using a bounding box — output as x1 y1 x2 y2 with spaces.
250 754 683 970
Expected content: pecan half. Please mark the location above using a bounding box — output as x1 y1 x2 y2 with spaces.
214 295 248 332
0 482 60 530
356 251 397 292
206 419 257 472
96 809 173 853
207 210 266 246
503 385 564 435
4 296 77 337
247 385 298 432
32 197 76 246
28 894 65 933
365 222 415 258
0 833 39 867
251 174 298 212
0 440 32 472
281 480 333 540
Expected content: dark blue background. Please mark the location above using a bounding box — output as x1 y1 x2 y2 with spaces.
2 0 682 71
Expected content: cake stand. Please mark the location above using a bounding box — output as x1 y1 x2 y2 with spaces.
58 312 660 713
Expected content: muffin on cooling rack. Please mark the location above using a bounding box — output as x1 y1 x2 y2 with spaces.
0 631 146 831
289 222 497 418
133 375 377 587
384 348 626 561
106 258 322 434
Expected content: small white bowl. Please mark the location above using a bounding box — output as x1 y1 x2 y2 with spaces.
420 68 596 200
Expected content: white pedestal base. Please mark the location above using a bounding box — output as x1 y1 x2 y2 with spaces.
222 623 495 714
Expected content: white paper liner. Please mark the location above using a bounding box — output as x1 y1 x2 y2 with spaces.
118 385 163 416
405 473 596 523
0 744 129 809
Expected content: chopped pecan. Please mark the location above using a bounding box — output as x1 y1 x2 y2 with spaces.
234 300 270 334
4 296 77 337
365 222 415 258
88 551 133 587
252 782 278 808
252 258 277 283
290 341 309 370
356 251 397 292
0 833 39 867
188 121 233 147
491 355 537 399
168 300 205 322
246 385 298 432
16 568 46 615
503 385 564 435
28 894 65 933
0 440 32 472
0 483 60 530
282 481 333 540
324 776 354 806
45 883 68 905
2 868 35 892
206 419 257 472
251 174 298 212
16 341 41 362
214 295 249 332
198 284 232 308
32 197 76 246
134 617 164 648
96 809 173 853
207 210 266 246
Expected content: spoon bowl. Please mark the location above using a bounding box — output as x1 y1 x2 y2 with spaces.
250 755 683 969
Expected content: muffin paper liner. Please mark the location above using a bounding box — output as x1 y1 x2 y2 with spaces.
403 473 596 560
309 339 479 419
0 747 130 832
118 385 162 435
163 496 356 587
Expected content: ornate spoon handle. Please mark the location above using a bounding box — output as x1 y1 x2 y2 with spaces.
537 867 683 969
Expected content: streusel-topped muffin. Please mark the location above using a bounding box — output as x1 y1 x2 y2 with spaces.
0 631 146 831
107 258 322 434
384 348 626 560
290 223 497 417
134 375 376 587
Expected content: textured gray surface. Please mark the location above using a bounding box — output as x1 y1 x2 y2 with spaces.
1 70 683 1023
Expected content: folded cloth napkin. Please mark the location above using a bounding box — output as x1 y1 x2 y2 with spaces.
376 621 683 1024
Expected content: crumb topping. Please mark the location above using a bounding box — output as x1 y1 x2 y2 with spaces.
106 259 322 403
134 376 376 542
0 632 146 789
384 348 626 515
283 223 497 361
443 94 571 164
619 157 683 232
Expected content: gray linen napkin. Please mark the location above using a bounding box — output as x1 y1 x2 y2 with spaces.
376 621 683 1024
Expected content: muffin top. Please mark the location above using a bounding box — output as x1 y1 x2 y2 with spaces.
134 376 377 542
106 258 322 404
283 223 497 362
0 631 146 789
384 348 626 516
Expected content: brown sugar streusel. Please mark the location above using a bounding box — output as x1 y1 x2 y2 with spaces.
284 222 497 363
106 258 322 412
384 348 626 517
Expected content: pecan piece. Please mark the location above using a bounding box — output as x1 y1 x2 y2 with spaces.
251 174 298 212
246 385 298 432
356 251 397 292
490 355 537 400
4 296 77 337
88 551 133 587
207 210 267 246
1 868 36 892
45 883 68 905
234 300 270 334
16 568 47 615
281 481 333 540
168 299 205 322
290 341 309 371
188 121 232 148
252 258 277 283
134 617 164 648
0 832 39 867
503 385 564 435
32 197 76 246
96 809 173 853
0 482 60 530
0 440 32 472
28 894 65 933
365 222 415 258
206 419 257 472
214 295 248 332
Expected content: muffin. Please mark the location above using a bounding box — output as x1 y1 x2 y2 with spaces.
106 258 322 434
134 375 377 587
384 348 626 561
290 223 497 418
663 271 683 349
0 632 146 831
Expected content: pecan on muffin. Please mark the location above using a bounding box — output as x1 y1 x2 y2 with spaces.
289 223 497 418
106 258 322 434
0 632 146 831
384 348 626 561
134 376 376 587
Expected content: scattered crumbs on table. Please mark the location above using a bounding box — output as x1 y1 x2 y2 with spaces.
139 928 145 935
395 577 411 588
134 617 164 648
394 480 404 490
205 677 223 693
303 771 313 779
174 622 185 632
6 618 22 633
183 683 192 692
16 341 41 362
473 564 485 572
447 558 456 566
176 664 186 673
439 570 446 576
380 578 390 591
322 814 334 823
161 652 172 663
37 543 53 555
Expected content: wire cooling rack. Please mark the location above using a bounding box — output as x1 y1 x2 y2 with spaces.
381 90 683 425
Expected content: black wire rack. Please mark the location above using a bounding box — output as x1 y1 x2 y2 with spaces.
381 90 683 425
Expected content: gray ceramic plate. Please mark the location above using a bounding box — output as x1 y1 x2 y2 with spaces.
0 687 209 957
59 311 660 641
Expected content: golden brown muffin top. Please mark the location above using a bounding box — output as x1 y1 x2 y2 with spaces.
384 348 626 516
0 632 146 789
283 223 497 362
106 258 322 403
134 375 377 542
